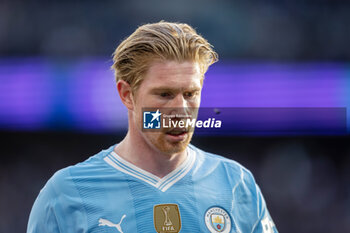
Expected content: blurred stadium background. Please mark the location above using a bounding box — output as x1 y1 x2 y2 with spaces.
1 0 350 232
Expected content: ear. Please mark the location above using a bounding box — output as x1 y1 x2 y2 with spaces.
117 80 134 110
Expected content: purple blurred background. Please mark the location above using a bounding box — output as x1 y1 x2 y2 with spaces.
0 59 349 133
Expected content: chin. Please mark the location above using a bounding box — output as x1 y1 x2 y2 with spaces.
149 132 193 155
158 142 188 155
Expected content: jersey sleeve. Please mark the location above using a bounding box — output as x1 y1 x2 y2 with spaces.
251 184 278 233
27 168 88 233
27 180 61 233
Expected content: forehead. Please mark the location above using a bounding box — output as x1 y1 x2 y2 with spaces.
142 60 202 88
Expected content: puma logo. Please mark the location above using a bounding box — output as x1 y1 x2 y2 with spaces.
98 215 126 233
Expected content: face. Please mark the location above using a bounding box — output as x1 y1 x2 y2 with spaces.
132 60 202 155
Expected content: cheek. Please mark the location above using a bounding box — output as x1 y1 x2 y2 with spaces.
189 96 201 107
132 103 143 129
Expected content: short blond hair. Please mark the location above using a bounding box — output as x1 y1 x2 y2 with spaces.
111 21 218 93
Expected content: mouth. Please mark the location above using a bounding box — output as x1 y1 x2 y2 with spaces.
166 128 188 135
165 128 189 141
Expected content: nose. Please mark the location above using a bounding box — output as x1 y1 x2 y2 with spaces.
171 94 187 109
168 94 188 117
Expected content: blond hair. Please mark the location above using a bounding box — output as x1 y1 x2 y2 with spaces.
111 21 218 93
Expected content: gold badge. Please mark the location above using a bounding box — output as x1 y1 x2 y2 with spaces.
154 204 181 233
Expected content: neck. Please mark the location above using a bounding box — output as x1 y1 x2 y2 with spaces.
114 130 188 178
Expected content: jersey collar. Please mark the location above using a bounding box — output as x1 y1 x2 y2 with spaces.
103 147 196 192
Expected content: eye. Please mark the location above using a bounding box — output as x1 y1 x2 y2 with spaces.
160 92 171 97
184 91 197 98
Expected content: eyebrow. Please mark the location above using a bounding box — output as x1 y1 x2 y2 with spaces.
150 86 201 92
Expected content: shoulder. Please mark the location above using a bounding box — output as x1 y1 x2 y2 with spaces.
27 146 116 232
46 144 115 195
189 144 254 176
189 144 257 188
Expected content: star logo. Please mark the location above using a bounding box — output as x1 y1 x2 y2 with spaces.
151 109 162 122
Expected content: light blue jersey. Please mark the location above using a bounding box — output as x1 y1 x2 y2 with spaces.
27 144 277 233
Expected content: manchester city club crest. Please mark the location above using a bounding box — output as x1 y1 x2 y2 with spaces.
205 207 231 233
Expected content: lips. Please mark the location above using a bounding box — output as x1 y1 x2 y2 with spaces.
166 128 188 136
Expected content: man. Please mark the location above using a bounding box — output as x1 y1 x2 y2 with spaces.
27 21 277 233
